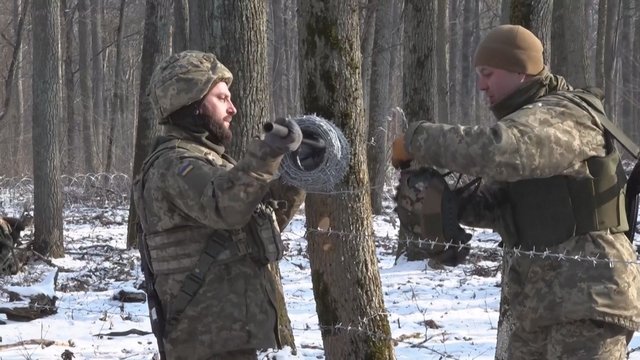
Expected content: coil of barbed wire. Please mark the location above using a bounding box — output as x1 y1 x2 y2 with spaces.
275 114 351 192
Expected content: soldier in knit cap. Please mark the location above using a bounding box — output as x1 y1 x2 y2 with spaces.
392 25 640 359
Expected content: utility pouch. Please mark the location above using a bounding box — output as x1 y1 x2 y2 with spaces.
246 203 284 265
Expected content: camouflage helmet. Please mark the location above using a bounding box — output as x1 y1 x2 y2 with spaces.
148 50 233 123
395 167 478 266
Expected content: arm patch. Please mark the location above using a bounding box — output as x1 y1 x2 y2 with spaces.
177 161 195 177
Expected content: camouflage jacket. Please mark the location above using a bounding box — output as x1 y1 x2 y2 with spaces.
403 74 640 331
134 125 290 357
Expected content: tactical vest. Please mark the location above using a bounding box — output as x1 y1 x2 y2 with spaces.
505 91 628 250
133 138 284 333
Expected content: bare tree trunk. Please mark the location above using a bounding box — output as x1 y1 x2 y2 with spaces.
284 0 300 115
449 0 460 123
460 0 474 124
360 0 376 125
436 0 449 125
173 0 188 52
603 0 619 115
78 0 96 173
270 0 288 118
388 0 403 110
619 0 632 128
368 0 392 215
403 0 436 124
299 1 395 358
31 0 64 258
91 0 105 168
5 0 28 177
595 0 607 89
126 0 172 249
106 0 127 173
62 0 78 175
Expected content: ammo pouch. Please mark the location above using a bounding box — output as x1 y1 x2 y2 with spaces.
245 202 284 265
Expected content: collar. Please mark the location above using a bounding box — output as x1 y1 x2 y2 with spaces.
490 67 573 119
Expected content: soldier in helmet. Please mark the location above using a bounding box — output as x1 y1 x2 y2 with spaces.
392 25 640 359
133 51 303 360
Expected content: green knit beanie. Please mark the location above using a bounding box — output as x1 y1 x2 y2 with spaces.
474 25 544 75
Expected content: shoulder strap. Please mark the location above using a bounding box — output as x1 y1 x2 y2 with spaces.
554 90 640 158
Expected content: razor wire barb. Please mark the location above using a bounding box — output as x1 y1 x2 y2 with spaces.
299 228 640 267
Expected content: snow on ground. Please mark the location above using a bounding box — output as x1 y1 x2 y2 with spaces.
1 201 639 359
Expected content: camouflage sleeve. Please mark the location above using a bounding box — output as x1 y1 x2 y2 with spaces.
458 182 507 229
156 139 284 229
404 100 606 182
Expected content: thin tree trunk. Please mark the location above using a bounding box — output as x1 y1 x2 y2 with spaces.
106 0 127 173
595 0 607 89
551 1 587 87
91 0 105 168
603 0 619 115
460 0 474 124
448 0 459 123
436 0 449 125
173 0 188 52
62 0 78 175
360 0 376 125
299 1 395 358
6 0 28 176
78 0 96 173
368 0 392 214
31 0 64 258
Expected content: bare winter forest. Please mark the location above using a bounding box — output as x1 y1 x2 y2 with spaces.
0 0 639 359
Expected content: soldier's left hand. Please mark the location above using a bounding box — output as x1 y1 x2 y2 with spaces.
391 135 413 169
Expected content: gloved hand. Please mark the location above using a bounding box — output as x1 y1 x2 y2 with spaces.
296 138 325 170
263 118 303 155
391 135 413 169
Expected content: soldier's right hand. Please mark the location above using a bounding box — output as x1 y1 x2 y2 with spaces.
263 118 303 155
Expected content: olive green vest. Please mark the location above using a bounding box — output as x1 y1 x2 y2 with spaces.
505 91 628 250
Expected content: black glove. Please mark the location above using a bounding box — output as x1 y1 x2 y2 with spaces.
263 118 303 155
296 135 326 170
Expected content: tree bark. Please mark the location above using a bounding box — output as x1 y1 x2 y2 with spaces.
299 1 395 358
78 0 96 173
360 0 376 125
62 0 78 175
595 0 607 89
91 0 105 165
367 0 392 215
435 0 449 125
173 0 188 52
31 0 64 258
603 0 619 116
106 0 127 173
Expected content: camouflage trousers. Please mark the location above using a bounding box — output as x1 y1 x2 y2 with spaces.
507 319 633 360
